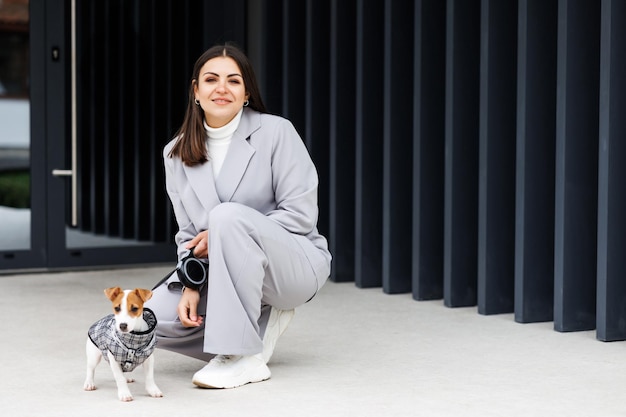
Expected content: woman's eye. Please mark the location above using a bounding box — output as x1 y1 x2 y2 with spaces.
229 79 240 84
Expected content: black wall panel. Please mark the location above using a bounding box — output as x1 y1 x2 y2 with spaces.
304 0 331 261
477 0 518 315
354 0 384 288
328 0 357 283
553 0 601 332
281 1 306 130
382 0 414 294
597 0 626 342
412 0 446 301
443 0 481 308
514 0 558 324
246 0 283 114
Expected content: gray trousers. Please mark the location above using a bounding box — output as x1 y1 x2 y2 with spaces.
146 202 327 362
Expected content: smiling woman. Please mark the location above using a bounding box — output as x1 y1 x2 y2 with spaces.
194 58 249 128
146 43 331 390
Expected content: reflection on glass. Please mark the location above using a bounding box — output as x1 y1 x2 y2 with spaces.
66 229 145 248
0 0 30 251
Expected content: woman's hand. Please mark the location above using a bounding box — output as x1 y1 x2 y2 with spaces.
186 230 209 258
177 230 208 327
177 287 204 327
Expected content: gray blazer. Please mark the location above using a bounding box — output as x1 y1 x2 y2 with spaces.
163 108 331 281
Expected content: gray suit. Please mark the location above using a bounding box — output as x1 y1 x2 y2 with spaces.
147 109 331 361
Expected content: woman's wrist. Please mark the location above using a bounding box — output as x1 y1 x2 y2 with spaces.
182 285 204 294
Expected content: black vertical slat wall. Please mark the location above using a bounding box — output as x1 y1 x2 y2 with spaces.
305 0 331 245
443 0 480 308
554 0 600 332
354 0 384 289
382 0 414 294
597 0 626 342
74 0 246 243
412 0 446 301
477 0 517 315
329 0 356 283
247 0 626 341
514 0 558 324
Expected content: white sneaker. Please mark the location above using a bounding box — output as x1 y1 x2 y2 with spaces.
192 354 271 389
262 307 295 364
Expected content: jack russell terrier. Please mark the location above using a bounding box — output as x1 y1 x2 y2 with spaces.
83 287 162 401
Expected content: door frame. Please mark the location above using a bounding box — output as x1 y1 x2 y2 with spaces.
0 0 176 273
0 0 47 272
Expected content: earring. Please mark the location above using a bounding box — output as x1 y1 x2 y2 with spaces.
243 100 249 107
194 99 200 106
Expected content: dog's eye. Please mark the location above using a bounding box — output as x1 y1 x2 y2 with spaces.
114 306 121 312
131 306 139 313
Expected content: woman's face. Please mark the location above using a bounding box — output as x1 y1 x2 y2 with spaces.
194 56 249 128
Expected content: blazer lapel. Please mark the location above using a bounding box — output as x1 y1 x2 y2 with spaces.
215 109 260 202
183 160 222 209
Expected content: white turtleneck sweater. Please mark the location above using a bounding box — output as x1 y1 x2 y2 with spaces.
204 108 243 177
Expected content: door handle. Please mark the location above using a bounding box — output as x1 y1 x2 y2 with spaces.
51 163 77 227
51 0 78 227
51 169 72 176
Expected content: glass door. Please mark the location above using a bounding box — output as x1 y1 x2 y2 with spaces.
44 0 175 269
1 0 177 271
0 0 46 270
0 0 242 273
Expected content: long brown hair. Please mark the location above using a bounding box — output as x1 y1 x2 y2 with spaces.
169 43 267 166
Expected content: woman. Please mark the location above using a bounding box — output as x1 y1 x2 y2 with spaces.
147 43 331 389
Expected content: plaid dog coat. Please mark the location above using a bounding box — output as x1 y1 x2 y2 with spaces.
88 308 157 373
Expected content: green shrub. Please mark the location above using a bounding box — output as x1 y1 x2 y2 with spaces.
0 170 30 208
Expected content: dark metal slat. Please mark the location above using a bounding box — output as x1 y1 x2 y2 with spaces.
477 0 518 315
514 0 558 324
553 0 601 332
412 0 446 301
443 0 481 307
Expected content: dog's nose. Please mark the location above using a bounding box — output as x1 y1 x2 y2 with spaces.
119 323 128 331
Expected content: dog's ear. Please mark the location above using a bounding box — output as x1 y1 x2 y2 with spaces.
134 288 153 303
104 287 123 301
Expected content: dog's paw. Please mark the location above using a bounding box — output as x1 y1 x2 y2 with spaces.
118 389 134 402
126 377 135 383
146 384 163 398
83 380 96 391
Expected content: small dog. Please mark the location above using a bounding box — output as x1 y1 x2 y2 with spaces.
83 287 162 401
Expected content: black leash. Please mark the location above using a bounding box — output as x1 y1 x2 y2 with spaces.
151 268 176 291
